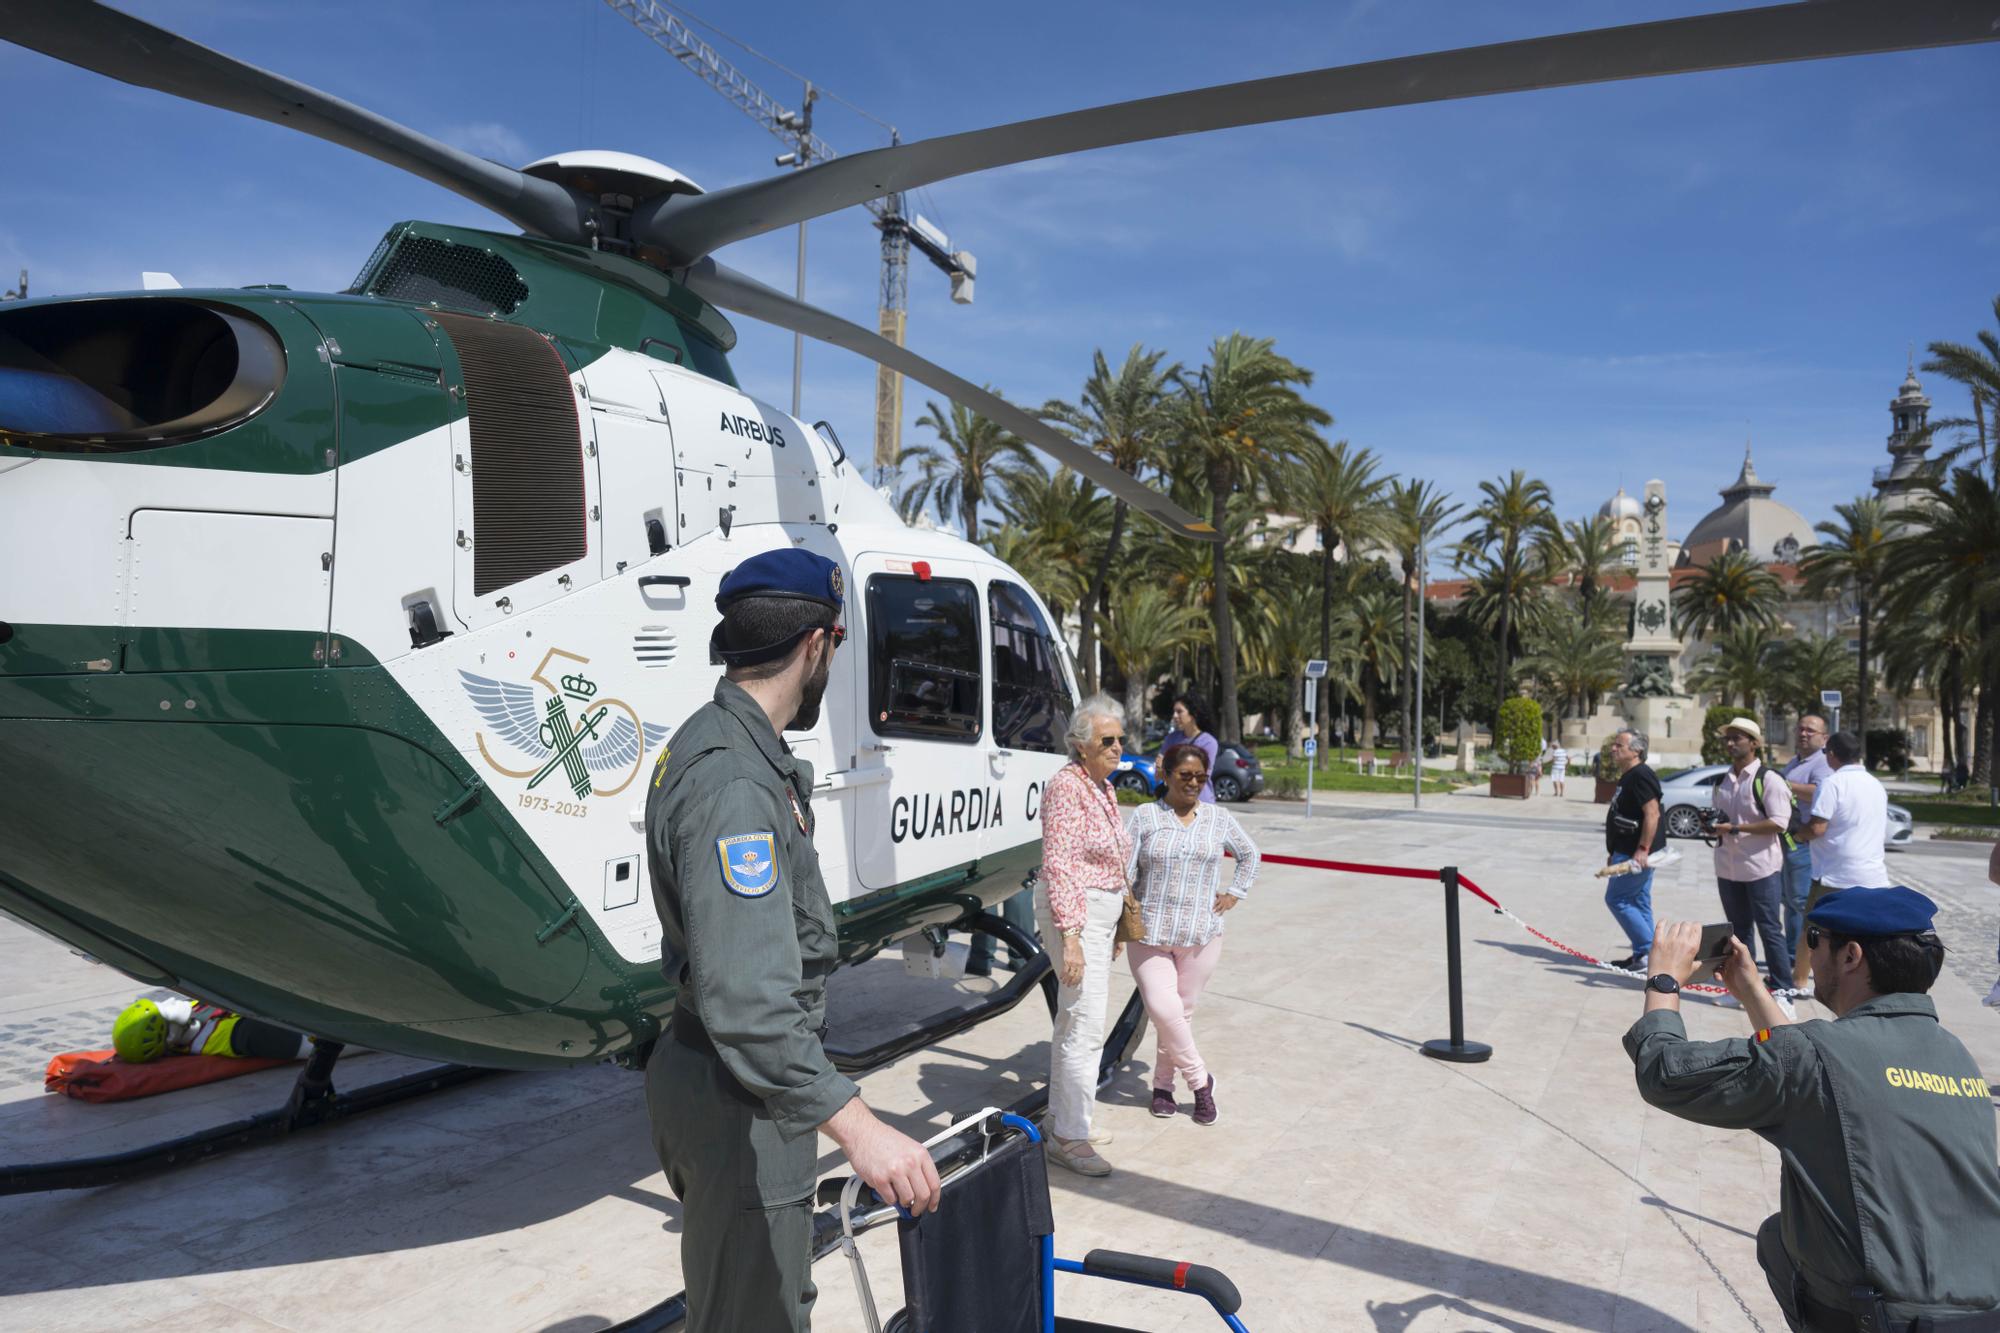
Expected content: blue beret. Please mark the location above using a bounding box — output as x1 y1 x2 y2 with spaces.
1806 885 1937 938
716 549 844 613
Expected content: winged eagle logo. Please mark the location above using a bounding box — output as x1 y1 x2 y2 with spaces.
460 649 669 800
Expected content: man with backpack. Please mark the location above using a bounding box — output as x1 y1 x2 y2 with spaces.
1710 717 1796 1015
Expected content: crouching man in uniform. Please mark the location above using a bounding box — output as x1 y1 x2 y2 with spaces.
644 548 940 1333
1626 887 2000 1331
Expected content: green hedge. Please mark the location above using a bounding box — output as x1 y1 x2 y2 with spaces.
1495 697 1543 774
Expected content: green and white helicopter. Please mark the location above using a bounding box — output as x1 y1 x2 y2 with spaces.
0 2 1993 1074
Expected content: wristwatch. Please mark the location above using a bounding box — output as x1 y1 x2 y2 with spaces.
1060 927 1083 940
1646 973 1681 995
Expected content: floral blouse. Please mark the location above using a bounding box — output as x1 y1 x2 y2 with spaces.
1038 761 1134 933
1124 800 1259 947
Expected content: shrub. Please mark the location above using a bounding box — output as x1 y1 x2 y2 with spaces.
1494 697 1543 774
1700 705 1757 765
1269 773 1305 800
1596 737 1619 782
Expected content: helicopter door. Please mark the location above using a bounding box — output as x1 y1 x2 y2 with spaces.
441 314 600 630
845 556 989 893
984 578 1076 862
653 367 820 535
579 354 676 577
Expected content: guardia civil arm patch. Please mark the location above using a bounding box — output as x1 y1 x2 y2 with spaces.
717 833 779 897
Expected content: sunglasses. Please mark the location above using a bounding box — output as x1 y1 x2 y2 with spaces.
823 623 847 648
1807 926 1824 951
1172 769 1207 781
1097 734 1126 749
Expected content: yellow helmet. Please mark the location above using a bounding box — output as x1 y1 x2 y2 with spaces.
112 999 168 1063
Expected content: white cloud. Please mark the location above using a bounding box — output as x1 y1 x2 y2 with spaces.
444 121 532 165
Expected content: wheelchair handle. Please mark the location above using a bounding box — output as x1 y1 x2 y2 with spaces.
1081 1249 1244 1315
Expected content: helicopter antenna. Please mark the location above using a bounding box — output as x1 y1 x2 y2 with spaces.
604 0 975 481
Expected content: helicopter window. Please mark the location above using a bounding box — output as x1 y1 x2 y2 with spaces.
679 330 737 387
0 299 285 450
867 575 982 743
989 580 1072 754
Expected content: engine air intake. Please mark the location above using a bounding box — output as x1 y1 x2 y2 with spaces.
355 234 528 317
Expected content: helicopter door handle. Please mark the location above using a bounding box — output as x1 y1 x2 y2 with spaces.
639 575 691 589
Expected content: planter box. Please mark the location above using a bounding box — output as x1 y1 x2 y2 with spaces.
1595 778 1619 805
1489 773 1530 800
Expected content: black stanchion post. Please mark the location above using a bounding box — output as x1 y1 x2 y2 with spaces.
1422 865 1492 1064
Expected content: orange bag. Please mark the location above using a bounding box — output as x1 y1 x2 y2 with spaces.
44 1048 292 1103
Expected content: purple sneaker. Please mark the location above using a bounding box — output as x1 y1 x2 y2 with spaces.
1149 1087 1176 1119
1191 1076 1218 1126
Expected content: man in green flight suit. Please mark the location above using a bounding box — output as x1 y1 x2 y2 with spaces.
1627 887 2000 1331
644 548 941 1332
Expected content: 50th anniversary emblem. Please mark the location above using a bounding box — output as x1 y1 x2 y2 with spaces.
462 648 670 812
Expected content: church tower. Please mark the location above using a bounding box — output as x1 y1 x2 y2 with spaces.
1874 361 1934 513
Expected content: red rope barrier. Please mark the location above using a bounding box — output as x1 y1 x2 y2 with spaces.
1246 848 1792 999
1244 851 1501 909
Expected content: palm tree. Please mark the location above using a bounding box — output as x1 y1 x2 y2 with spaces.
1453 470 1558 721
1545 514 1625 610
1921 294 2000 473
1384 478 1462 757
1172 334 1332 743
1771 632 1860 719
1290 440 1387 704
1882 467 2000 783
1099 585 1205 734
1522 603 1624 720
1878 608 1976 776
1800 497 1894 756
989 463 1108 629
902 397 1033 542
1041 345 1178 693
1688 624 1780 711
1675 548 1783 643
1333 586 1402 748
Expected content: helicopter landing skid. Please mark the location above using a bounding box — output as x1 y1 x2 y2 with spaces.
0 1040 491 1195
823 909 1061 1076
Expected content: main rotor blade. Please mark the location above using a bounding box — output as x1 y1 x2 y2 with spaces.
0 1 585 242
641 0 2000 264
680 259 1217 542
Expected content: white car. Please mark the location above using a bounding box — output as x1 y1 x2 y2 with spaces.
1656 764 1913 849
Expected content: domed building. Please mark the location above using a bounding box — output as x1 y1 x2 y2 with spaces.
1678 445 1815 568
1599 486 1679 567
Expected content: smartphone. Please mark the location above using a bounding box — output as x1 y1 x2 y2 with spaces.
1696 923 1737 969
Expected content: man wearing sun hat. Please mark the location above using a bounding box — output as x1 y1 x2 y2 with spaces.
1626 887 2000 1330
1709 715 1795 1003
644 546 940 1332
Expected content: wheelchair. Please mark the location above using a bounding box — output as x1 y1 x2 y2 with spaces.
825 1107 1250 1333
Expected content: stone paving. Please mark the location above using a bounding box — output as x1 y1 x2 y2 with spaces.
1 798 1994 1332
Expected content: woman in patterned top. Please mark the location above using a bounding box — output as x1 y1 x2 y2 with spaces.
1034 693 1136 1177
1125 743 1259 1125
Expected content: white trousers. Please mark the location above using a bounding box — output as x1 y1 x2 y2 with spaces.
1036 885 1123 1141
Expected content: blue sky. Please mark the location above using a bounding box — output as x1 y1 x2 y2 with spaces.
5 1 1996 541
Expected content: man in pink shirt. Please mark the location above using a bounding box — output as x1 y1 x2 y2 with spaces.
1710 718 1795 1011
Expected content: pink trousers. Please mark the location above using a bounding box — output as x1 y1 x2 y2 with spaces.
1126 938 1224 1093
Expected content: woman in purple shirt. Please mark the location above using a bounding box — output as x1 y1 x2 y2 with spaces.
1157 693 1220 804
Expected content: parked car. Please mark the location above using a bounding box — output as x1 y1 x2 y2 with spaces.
1212 741 1265 803
1113 750 1159 796
1658 764 1913 850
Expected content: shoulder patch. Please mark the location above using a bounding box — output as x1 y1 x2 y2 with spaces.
717 832 779 897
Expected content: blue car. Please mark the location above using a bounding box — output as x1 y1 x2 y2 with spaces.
1113 751 1160 796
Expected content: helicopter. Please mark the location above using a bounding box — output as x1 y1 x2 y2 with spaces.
0 1 1994 1075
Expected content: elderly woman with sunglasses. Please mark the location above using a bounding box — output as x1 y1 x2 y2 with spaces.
1124 742 1258 1126
1034 693 1135 1177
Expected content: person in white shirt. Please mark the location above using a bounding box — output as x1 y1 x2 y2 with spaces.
1549 744 1570 797
1709 718 1794 996
1793 730 1889 986
1778 713 1833 957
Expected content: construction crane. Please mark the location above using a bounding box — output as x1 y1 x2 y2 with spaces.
604 0 974 484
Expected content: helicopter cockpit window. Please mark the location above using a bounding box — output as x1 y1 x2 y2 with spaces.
989 580 1072 754
0 299 285 451
867 574 982 743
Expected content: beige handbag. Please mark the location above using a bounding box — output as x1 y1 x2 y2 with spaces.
1114 891 1145 944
